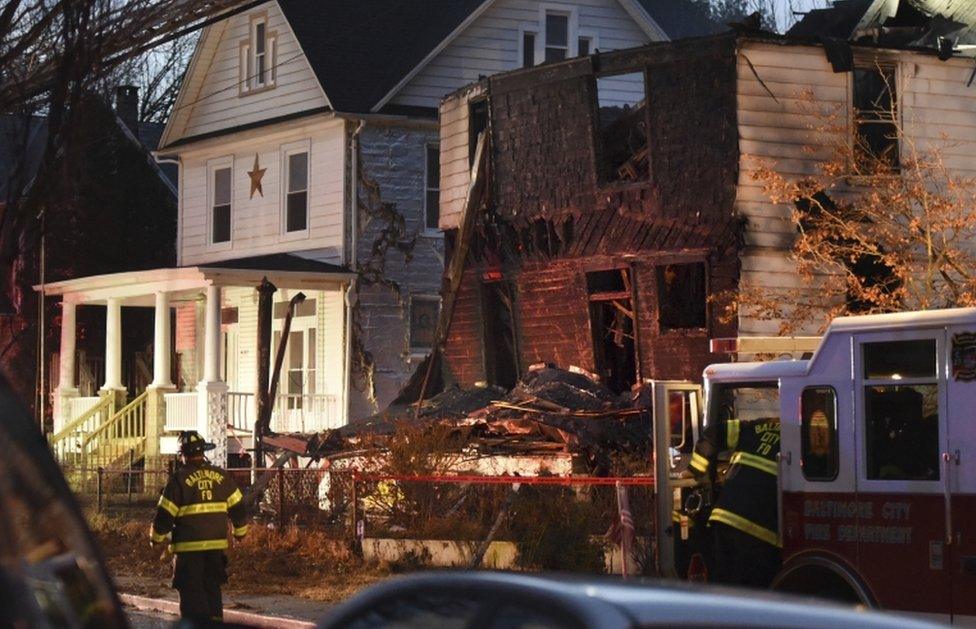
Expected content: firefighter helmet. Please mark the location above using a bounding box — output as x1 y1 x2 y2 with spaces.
178 431 215 455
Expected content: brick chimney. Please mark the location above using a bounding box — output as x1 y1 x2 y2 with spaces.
115 85 139 134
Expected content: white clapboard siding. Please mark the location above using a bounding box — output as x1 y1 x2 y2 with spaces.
438 83 485 231
177 1 328 142
225 287 259 394
318 288 346 406
179 117 346 266
391 0 655 110
736 41 976 336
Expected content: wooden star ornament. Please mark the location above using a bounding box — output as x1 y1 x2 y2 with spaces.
247 153 266 198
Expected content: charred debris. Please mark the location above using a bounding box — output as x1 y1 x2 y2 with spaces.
263 365 652 476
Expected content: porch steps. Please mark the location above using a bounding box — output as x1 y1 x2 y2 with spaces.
49 391 149 472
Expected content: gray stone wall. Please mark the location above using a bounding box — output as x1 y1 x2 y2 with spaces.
349 123 443 418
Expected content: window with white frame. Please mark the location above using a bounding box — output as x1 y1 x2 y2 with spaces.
210 161 233 245
521 7 584 67
544 11 570 62
282 144 309 234
410 296 440 352
240 13 276 94
424 143 440 231
521 29 537 68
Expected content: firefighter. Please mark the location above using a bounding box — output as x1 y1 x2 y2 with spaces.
686 416 781 588
150 431 249 622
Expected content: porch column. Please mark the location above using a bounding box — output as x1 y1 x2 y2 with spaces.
146 291 175 474
54 299 79 433
102 298 124 392
197 285 228 466
151 291 173 388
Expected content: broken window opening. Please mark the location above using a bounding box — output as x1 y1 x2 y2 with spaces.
410 296 440 352
596 71 647 184
657 263 707 331
469 99 489 168
587 269 637 394
482 281 520 390
853 65 899 170
846 252 901 314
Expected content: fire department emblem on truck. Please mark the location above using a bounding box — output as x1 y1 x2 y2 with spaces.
952 332 976 381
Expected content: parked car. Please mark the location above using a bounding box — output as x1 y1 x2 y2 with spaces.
318 571 945 629
0 383 128 628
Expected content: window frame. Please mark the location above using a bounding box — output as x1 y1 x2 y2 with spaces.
207 156 234 250
849 60 901 171
408 294 441 356
423 142 441 235
655 260 709 333
280 139 311 239
535 4 580 65
854 331 945 493
240 11 277 95
518 26 538 68
577 29 598 57
800 386 840 482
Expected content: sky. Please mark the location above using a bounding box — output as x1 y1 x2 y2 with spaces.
773 0 834 32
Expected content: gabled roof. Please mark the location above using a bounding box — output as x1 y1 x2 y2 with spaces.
277 0 488 113
789 0 976 53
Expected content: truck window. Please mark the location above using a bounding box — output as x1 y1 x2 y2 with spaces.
801 387 838 481
862 340 940 481
707 381 778 425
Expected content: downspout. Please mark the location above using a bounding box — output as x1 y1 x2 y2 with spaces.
343 119 366 425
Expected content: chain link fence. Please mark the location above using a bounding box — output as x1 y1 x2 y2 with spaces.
67 466 658 574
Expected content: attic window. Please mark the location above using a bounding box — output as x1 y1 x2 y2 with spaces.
596 71 647 183
240 14 276 94
853 65 898 170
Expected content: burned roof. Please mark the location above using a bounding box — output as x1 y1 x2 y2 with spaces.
789 0 976 54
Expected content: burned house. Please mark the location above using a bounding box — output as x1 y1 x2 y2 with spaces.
436 36 741 392
434 8 976 391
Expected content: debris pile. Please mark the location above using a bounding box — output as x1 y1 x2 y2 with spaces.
272 365 652 475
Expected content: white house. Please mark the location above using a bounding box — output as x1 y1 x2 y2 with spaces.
42 0 685 467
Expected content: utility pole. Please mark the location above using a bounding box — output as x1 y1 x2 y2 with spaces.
254 278 276 469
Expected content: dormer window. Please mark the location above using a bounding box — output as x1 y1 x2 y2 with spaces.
240 13 276 94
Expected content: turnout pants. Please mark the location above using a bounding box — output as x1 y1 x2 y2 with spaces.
173 550 227 621
710 522 781 588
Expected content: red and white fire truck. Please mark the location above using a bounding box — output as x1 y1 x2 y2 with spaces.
652 308 976 623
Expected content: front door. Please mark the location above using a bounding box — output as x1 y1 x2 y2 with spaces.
853 329 950 618
272 323 317 432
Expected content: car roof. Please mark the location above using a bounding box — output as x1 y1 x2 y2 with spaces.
320 571 942 629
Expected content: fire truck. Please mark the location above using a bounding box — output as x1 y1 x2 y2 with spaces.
651 308 976 623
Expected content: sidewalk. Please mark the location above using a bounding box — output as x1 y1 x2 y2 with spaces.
115 575 332 626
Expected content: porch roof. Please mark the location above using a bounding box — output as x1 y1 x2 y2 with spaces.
36 254 355 306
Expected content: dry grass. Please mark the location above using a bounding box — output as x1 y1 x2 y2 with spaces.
87 510 389 603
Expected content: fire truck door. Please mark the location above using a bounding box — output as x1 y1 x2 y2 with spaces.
853 331 951 617
650 381 702 578
947 325 976 620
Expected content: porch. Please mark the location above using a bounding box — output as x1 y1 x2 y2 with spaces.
40 254 355 469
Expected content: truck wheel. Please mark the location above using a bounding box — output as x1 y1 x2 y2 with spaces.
772 563 871 607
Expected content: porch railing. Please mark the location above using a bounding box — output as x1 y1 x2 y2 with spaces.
228 392 254 432
164 391 198 432
49 394 114 465
273 393 340 433
81 390 148 470
62 396 102 433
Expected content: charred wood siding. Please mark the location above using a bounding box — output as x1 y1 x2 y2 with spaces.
441 35 742 387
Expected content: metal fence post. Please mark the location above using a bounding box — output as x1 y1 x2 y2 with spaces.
350 473 358 539
96 467 104 513
277 467 284 529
